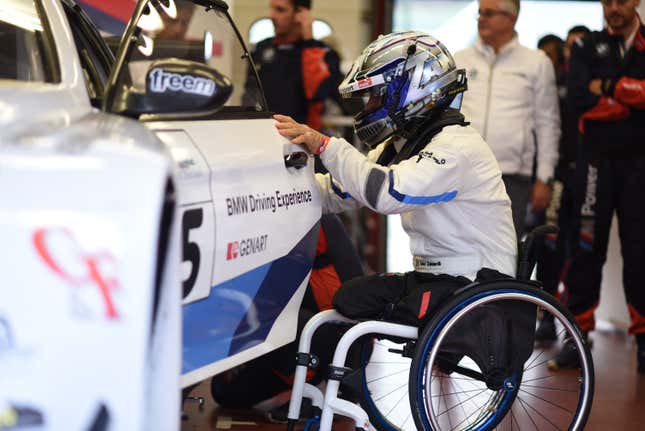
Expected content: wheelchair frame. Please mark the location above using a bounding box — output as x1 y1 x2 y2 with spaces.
286 226 595 431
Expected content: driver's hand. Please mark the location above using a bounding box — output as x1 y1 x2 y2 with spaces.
274 114 328 154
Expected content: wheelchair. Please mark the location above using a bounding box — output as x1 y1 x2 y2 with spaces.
286 226 594 431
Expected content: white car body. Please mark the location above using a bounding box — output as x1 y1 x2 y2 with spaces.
154 120 321 387
0 0 321 429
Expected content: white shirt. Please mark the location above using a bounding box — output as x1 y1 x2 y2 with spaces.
454 37 560 183
316 124 517 280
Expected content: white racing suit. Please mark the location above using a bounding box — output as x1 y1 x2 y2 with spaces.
317 123 517 281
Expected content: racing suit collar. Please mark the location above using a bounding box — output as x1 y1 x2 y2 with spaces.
392 135 407 153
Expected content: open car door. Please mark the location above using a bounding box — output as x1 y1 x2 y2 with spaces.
103 0 321 388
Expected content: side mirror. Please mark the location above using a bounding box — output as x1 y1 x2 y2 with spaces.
144 58 233 115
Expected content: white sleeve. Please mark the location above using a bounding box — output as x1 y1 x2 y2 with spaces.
315 140 388 213
533 53 560 183
319 134 462 215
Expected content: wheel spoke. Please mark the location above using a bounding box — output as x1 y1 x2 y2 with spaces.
516 396 541 431
366 367 408 384
373 380 407 402
520 383 579 393
518 388 575 414
384 387 410 418
515 393 566 431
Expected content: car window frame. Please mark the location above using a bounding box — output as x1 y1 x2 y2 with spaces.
62 1 116 107
103 0 270 121
8 0 62 83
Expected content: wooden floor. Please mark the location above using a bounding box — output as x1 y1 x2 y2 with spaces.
181 327 645 430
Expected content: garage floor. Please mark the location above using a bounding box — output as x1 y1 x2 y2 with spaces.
181 327 645 430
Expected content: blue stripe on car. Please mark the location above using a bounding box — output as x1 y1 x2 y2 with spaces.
388 170 457 204
228 222 318 356
181 222 319 374
181 264 271 374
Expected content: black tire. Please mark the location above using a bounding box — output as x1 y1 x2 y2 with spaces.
409 280 594 431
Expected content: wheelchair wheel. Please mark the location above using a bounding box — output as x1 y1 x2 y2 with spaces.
356 336 417 430
409 281 594 431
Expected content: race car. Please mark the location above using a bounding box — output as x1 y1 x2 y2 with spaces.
0 0 321 429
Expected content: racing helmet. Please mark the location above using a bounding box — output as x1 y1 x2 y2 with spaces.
339 31 467 147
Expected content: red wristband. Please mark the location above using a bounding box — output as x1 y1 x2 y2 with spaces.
316 136 331 155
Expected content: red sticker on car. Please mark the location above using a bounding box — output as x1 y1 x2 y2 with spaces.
358 77 373 89
33 228 120 320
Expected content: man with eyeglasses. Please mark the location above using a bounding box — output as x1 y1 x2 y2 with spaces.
454 0 560 240
548 0 645 374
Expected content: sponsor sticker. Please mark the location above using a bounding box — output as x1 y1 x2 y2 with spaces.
226 235 268 261
33 228 121 320
416 151 446 165
262 46 276 63
595 43 610 58
226 188 313 216
357 77 373 89
148 68 215 97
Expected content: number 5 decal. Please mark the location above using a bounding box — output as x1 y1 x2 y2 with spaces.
182 208 203 299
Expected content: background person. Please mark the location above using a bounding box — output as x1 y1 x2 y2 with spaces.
537 34 565 73
534 26 591 343
243 0 341 132
549 0 645 373
454 0 560 240
155 0 195 40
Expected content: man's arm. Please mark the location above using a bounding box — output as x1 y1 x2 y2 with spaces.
570 35 631 132
318 136 462 215
275 114 462 215
531 53 560 210
567 36 599 118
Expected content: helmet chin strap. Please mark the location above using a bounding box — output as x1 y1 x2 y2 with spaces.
396 116 426 139
393 92 457 141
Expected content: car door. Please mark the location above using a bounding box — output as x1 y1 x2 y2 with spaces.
101 0 321 386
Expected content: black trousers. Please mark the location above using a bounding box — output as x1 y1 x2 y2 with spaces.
563 153 645 335
333 272 472 327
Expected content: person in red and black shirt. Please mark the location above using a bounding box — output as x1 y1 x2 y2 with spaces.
243 0 341 132
549 0 645 373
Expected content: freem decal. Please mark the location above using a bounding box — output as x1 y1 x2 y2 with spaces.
148 68 215 97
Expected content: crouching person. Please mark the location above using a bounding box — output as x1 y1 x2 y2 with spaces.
275 31 517 325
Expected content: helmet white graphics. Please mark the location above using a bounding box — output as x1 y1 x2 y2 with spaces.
339 31 467 147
